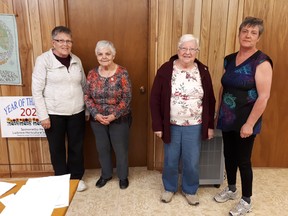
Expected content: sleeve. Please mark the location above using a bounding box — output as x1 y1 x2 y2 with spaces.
114 69 132 118
206 70 216 129
32 56 49 121
80 61 87 89
83 70 99 119
150 69 163 132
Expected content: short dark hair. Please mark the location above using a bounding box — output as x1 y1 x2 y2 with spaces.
51 26 72 39
239 16 264 37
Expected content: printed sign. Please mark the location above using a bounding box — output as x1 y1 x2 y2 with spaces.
0 96 46 137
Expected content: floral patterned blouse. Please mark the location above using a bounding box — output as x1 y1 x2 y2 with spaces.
84 65 132 120
170 62 204 126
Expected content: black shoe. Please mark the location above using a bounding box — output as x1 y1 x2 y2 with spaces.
119 178 129 189
95 176 112 188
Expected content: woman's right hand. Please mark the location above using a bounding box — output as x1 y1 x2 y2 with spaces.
41 118 51 130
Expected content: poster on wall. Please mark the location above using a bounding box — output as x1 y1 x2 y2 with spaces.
0 14 22 85
0 96 46 137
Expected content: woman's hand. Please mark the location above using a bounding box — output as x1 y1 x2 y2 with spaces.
106 114 116 123
240 122 253 138
41 118 51 130
95 114 110 125
208 128 214 139
154 131 162 138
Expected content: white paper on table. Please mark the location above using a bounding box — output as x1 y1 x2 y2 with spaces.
0 184 56 216
0 193 15 206
25 173 70 208
0 182 16 196
0 174 71 216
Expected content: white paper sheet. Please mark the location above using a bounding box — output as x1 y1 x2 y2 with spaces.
0 182 16 196
0 174 71 216
0 193 15 206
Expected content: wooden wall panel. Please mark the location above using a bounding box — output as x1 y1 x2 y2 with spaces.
0 0 66 176
0 0 14 177
182 0 195 37
28 0 42 62
172 0 183 54
54 0 67 26
198 0 212 65
192 0 202 38
38 0 55 51
147 0 158 168
206 0 229 104
157 0 174 66
0 132 9 177
14 0 32 96
225 0 240 56
245 0 288 167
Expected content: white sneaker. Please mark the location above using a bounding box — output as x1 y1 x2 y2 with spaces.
77 180 87 192
161 191 174 203
214 187 238 203
182 192 200 205
229 199 252 216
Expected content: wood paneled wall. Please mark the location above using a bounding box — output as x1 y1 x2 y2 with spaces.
0 0 67 177
148 0 288 169
0 0 287 177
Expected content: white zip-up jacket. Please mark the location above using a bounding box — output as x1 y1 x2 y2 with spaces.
32 49 86 121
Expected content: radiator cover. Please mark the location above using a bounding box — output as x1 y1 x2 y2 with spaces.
199 130 224 185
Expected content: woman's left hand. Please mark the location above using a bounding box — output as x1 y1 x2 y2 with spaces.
208 129 214 139
240 123 253 138
106 114 116 123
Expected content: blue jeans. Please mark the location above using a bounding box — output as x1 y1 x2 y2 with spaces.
162 124 202 194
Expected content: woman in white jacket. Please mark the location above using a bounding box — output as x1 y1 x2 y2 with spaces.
32 26 87 192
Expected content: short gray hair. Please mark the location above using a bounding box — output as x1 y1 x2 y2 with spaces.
51 26 72 39
178 34 199 49
95 40 116 56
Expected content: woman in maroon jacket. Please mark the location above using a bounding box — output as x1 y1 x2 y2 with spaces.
150 34 215 205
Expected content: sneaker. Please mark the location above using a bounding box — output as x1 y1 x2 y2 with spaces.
229 199 252 216
214 187 238 203
77 180 87 192
161 191 174 203
182 192 199 205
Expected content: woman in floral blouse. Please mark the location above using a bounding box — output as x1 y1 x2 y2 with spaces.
84 40 132 189
150 34 215 205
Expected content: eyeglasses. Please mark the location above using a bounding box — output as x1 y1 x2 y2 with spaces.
53 39 73 45
179 47 199 53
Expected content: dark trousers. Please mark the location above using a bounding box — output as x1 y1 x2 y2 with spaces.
45 111 85 179
222 131 256 197
90 119 129 180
